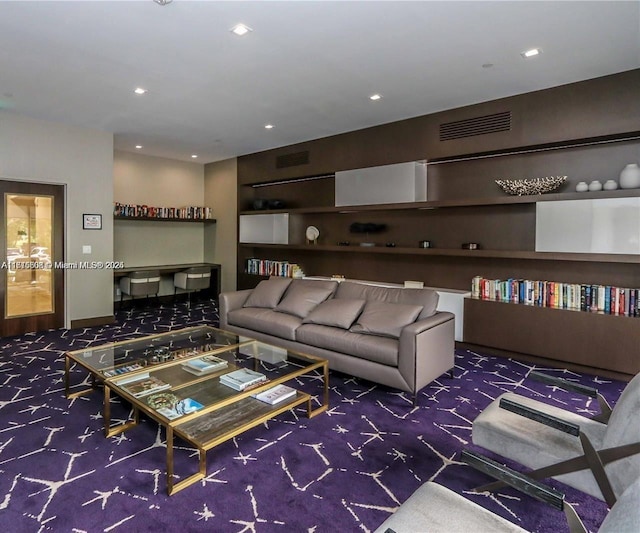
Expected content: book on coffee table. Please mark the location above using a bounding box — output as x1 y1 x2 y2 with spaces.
156 397 204 420
116 373 171 398
219 368 267 391
253 384 297 405
182 355 228 376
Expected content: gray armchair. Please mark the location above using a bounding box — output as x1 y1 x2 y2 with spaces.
375 450 640 533
472 371 640 507
174 266 211 306
119 270 161 308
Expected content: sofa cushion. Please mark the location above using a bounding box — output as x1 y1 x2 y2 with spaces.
227 307 301 340
302 298 365 329
274 279 338 318
243 278 292 309
335 281 438 319
296 324 398 366
350 300 422 338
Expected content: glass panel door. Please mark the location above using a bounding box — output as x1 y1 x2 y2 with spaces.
5 194 54 317
0 180 64 336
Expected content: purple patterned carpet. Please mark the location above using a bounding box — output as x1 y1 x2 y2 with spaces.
0 300 625 532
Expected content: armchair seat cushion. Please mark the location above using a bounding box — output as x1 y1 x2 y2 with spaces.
227 307 301 341
473 392 608 499
296 324 398 366
374 482 526 533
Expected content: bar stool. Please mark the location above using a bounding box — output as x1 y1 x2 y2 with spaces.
119 270 161 309
173 266 211 307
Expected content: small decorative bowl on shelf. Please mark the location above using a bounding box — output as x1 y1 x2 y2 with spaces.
495 175 567 196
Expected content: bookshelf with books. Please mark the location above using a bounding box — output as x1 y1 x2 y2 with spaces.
114 202 216 223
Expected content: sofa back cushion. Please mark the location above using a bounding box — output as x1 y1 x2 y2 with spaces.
350 301 423 338
243 278 292 309
335 281 439 319
302 298 366 329
274 279 338 318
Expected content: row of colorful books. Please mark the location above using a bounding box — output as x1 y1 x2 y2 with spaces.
471 276 640 316
114 202 214 220
246 258 305 278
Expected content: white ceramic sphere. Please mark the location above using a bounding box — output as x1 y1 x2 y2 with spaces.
588 180 602 192
575 181 589 192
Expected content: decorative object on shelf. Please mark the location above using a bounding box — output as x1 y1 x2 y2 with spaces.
603 179 619 191
252 198 268 210
495 175 567 195
267 199 286 209
305 225 320 244
461 243 480 250
337 241 350 246
588 180 603 191
349 222 387 247
575 181 589 192
385 242 396 247
619 163 640 189
419 240 432 249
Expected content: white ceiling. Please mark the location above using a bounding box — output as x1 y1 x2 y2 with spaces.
1 1 639 164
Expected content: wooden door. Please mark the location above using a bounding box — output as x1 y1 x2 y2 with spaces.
0 180 64 336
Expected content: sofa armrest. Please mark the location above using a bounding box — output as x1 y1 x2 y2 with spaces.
401 311 455 337
398 312 455 394
219 289 252 329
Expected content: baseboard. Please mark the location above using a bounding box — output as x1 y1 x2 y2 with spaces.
71 315 115 329
456 341 633 382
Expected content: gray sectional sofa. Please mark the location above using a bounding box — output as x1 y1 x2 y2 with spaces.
219 278 455 399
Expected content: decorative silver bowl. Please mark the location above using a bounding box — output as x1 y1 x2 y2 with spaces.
495 175 567 196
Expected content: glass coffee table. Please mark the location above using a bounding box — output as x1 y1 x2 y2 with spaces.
64 326 329 494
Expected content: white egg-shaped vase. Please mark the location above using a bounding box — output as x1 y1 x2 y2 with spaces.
619 163 640 189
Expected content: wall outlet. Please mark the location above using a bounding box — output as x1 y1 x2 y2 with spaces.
82 245 91 254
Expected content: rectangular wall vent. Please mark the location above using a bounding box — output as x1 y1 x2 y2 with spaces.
439 111 512 141
276 151 310 169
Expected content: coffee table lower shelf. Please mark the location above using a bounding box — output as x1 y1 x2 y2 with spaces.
167 392 317 495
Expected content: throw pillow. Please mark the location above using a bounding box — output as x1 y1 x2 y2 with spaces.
350 301 423 338
243 278 292 309
302 298 366 329
274 280 338 318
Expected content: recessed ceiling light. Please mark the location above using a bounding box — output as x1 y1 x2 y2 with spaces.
369 94 382 101
134 87 147 95
231 23 252 36
521 48 542 58
135 145 143 149
265 124 274 129
191 154 198 159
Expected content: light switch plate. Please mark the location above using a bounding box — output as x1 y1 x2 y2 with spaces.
82 245 91 254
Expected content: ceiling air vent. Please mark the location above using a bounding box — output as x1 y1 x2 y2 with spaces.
275 151 310 169
439 111 511 141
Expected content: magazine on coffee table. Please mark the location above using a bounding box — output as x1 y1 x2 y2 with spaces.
252 384 297 405
115 373 171 398
182 355 228 376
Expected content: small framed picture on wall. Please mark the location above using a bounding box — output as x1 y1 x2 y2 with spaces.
83 213 102 230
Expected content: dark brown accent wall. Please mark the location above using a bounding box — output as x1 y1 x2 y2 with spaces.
236 69 640 376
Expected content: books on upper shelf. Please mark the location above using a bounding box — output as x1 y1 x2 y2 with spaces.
182 355 228 376
115 373 171 398
155 397 204 420
252 384 297 405
220 368 268 391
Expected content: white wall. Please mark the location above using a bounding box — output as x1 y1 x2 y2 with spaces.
204 158 237 292
0 111 114 325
